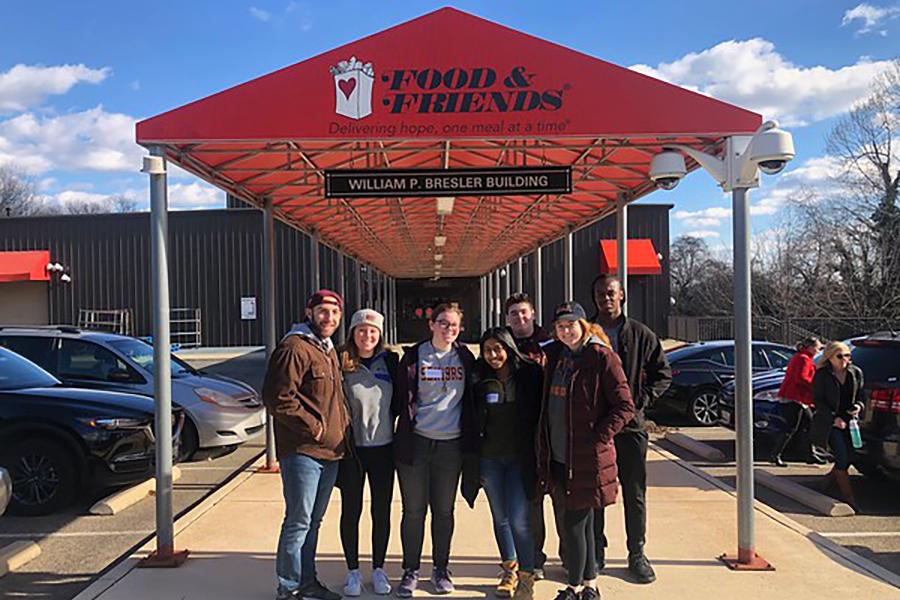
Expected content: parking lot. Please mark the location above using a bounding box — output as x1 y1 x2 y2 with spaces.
653 422 900 578
0 351 269 600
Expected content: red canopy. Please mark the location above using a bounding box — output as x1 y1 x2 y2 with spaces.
136 7 759 277
599 239 662 275
0 251 50 283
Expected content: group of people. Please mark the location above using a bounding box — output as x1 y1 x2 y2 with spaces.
769 336 865 509
261 275 673 600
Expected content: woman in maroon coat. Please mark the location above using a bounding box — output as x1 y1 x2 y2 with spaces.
536 301 634 600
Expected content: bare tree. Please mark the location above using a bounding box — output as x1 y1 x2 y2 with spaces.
0 164 38 217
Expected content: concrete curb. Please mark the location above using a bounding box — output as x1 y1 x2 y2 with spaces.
0 540 41 577
664 431 726 462
72 457 264 600
755 469 855 517
89 466 182 516
650 442 900 590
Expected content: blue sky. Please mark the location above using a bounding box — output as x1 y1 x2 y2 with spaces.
1 1 897 246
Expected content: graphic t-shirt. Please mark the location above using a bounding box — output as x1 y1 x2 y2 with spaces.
414 342 465 440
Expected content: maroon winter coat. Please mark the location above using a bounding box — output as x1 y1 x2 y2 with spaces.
536 333 635 510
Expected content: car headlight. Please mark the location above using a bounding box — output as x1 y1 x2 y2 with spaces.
752 390 781 403
193 387 244 408
79 417 149 430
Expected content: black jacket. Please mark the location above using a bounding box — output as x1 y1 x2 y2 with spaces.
810 363 865 448
392 340 478 466
597 316 672 432
461 361 543 507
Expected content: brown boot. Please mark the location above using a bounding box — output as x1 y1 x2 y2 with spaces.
496 561 518 598
512 571 534 600
832 469 858 511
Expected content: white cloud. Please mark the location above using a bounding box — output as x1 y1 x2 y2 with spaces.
0 64 110 114
630 39 893 127
842 3 900 35
0 105 140 174
168 181 224 210
674 206 732 228
249 6 271 22
683 230 721 239
749 154 843 215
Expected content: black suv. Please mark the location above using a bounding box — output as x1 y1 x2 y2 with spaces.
849 332 900 480
655 340 796 426
0 346 183 515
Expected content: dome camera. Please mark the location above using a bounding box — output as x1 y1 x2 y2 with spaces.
749 121 794 175
649 151 687 191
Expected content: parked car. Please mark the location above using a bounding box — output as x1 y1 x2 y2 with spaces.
0 326 265 459
654 340 796 426
0 466 10 516
0 346 183 515
719 332 900 480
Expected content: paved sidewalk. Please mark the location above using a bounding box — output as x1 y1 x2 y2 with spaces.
75 447 898 600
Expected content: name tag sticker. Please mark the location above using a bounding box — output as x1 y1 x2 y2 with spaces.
424 368 444 379
486 392 500 404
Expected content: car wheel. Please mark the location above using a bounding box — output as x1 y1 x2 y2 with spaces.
1 438 79 516
687 390 720 426
179 418 200 461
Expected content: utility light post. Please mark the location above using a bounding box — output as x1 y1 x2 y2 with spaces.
650 121 795 571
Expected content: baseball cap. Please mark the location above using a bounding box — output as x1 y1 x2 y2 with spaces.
553 301 586 322
306 289 343 311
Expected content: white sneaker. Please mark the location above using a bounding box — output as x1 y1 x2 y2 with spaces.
343 569 362 597
372 567 392 595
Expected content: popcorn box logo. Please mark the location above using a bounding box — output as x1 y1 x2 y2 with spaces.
330 56 374 120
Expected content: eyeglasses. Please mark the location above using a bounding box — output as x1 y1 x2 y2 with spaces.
435 319 462 331
834 353 852 359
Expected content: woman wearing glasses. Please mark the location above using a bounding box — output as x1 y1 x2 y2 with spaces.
393 303 477 597
810 341 865 510
536 302 634 600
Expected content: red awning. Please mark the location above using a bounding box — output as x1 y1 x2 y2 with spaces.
135 7 761 278
0 251 51 282
599 240 661 275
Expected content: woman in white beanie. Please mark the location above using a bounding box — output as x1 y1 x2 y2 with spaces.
337 309 400 596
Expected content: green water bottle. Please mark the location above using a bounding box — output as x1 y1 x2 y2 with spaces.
849 418 863 449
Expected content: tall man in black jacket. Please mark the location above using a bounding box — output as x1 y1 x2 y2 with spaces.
590 274 672 583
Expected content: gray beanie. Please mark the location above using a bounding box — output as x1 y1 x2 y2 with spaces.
349 308 384 335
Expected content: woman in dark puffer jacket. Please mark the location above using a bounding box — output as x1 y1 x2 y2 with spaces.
536 301 634 600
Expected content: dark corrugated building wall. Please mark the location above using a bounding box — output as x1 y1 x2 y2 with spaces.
0 203 670 345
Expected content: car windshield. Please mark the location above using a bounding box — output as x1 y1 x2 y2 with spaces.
108 339 192 376
0 347 60 390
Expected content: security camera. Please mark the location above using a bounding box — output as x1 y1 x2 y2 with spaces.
748 121 794 175
649 151 687 191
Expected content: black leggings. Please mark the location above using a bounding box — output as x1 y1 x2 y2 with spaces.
551 461 597 586
338 444 395 570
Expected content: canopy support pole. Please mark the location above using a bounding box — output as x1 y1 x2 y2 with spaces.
366 266 373 307
563 231 573 301
336 253 346 346
617 194 628 316
493 270 501 327
310 232 320 291
516 257 523 293
353 259 362 312
534 248 543 326
502 263 511 304
260 197 279 473
480 276 487 332
139 145 188 568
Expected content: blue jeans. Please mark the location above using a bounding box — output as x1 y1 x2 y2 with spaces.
276 453 339 593
480 457 534 572
829 428 852 470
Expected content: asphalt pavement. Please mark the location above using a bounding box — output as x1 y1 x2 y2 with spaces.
0 351 269 600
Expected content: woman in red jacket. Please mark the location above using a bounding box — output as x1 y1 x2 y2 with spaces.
536 301 634 600
770 336 823 466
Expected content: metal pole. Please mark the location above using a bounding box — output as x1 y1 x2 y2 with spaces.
262 198 278 472
366 266 373 307
336 253 346 346
145 145 183 565
534 247 543 326
502 263 511 304
493 269 501 327
733 186 756 564
480 276 487 332
617 194 628 317
310 232 321 291
563 231 573 301
516 257 523 293
354 259 362 311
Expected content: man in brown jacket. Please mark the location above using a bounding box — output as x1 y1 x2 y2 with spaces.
263 289 349 600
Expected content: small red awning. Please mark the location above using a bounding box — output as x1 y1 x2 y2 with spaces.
599 240 661 275
0 251 51 283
